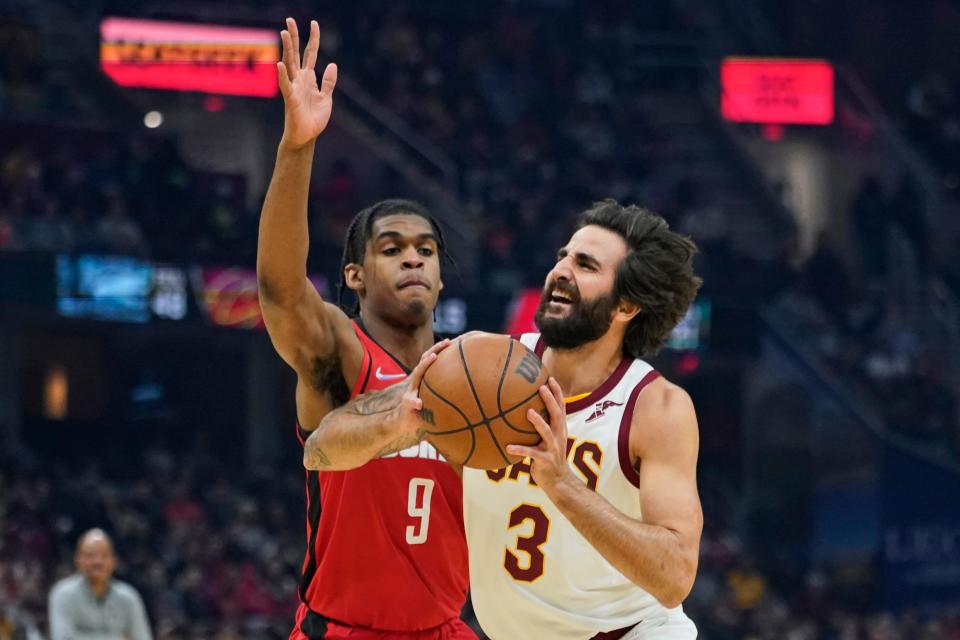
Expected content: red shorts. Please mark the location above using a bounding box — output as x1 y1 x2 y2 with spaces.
289 604 479 640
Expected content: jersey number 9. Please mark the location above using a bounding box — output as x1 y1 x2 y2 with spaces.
406 478 435 545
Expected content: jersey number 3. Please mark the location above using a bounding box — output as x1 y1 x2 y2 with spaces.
406 478 434 545
504 504 550 581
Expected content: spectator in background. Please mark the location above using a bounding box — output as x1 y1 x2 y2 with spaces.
0 604 42 640
48 528 152 640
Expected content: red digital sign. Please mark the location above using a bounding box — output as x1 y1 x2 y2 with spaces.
721 58 834 125
100 17 278 97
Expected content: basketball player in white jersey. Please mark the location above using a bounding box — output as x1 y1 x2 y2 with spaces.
461 200 703 640
306 200 704 639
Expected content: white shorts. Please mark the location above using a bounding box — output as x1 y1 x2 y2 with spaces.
619 610 697 640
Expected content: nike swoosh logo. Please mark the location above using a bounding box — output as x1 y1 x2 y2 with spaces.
375 367 407 382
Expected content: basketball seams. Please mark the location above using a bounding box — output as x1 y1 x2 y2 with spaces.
495 339 515 418
482 421 510 467
458 339 510 467
421 381 540 435
421 378 473 433
419 334 545 468
495 340 540 435
496 389 542 434
462 421 478 467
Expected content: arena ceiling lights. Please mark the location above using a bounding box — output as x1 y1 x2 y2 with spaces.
99 17 279 97
721 57 834 125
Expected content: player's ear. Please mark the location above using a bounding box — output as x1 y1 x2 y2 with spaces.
344 263 364 293
438 277 444 293
615 299 641 323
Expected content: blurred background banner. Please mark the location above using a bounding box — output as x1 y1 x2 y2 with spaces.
881 446 960 610
100 17 279 97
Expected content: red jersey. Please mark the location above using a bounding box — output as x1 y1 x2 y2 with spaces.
295 321 469 632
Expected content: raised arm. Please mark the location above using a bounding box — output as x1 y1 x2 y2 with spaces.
303 341 450 470
509 377 703 609
257 18 336 303
257 18 360 429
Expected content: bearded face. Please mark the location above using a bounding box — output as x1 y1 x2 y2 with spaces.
534 278 620 350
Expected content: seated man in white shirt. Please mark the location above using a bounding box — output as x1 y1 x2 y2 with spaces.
48 528 152 640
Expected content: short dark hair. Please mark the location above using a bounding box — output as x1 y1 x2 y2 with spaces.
578 199 702 358
336 198 449 314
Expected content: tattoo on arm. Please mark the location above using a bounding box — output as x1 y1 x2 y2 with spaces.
302 383 413 469
344 383 405 417
303 426 333 469
374 427 428 458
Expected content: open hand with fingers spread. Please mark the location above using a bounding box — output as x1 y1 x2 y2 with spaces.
506 377 578 493
277 18 338 150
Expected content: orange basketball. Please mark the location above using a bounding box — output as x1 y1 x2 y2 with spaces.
419 333 548 469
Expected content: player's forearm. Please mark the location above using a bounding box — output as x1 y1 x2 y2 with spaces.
546 478 697 608
256 140 317 306
303 384 423 471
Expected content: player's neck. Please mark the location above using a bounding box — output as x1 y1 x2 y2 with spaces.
541 332 625 398
359 311 434 370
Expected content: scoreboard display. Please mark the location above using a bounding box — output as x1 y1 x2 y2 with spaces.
100 17 279 97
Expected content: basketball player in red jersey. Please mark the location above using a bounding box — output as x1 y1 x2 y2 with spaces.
257 18 473 640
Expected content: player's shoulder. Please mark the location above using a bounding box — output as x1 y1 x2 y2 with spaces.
322 301 356 335
322 302 365 362
635 375 693 415
50 573 84 596
110 579 143 602
629 375 698 453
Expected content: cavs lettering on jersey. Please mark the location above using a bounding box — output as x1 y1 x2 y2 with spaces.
463 333 695 640
294 321 468 634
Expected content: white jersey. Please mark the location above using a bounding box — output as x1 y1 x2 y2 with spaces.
463 333 696 640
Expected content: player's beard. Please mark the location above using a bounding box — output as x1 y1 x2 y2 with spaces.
534 284 619 350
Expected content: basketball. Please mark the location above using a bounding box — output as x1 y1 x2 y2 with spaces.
419 333 548 469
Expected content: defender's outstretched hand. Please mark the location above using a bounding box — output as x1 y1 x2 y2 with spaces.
277 18 338 149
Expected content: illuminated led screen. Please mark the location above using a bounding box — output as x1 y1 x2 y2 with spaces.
100 17 279 97
721 58 834 125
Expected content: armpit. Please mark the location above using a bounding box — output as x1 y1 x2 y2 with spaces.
311 354 350 406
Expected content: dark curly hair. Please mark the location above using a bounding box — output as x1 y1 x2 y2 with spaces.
578 199 702 358
335 198 449 315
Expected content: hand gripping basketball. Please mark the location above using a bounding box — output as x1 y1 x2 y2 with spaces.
506 378 576 491
419 333 548 469
395 339 453 435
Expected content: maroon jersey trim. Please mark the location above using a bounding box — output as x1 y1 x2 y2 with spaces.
566 357 634 413
617 369 662 488
534 335 545 358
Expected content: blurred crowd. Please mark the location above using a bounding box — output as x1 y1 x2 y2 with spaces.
324 1 682 290
769 175 960 463
0 123 256 263
904 73 960 195
0 1 789 302
2 446 959 640
0 447 303 639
